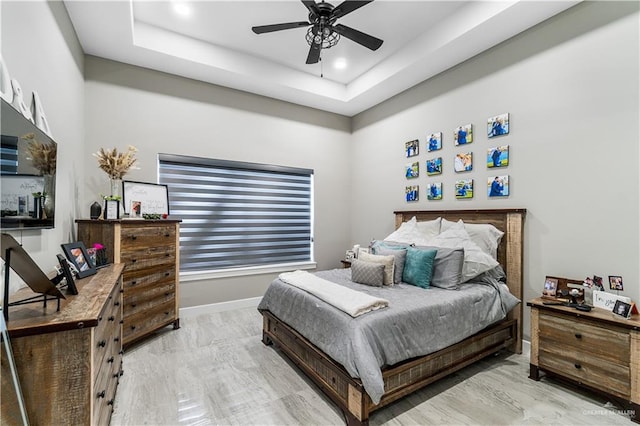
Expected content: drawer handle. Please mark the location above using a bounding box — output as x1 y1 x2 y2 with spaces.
165 311 170 316
131 303 137 308
131 235 137 240
98 316 103 322
165 292 170 296
131 325 136 330
119 320 124 324
165 272 170 277
113 373 120 378
574 363 582 369
120 289 124 293
108 399 115 406
165 253 170 257
98 340 107 348
114 337 120 342
119 350 124 355
574 333 582 339
165 233 170 237
114 301 120 306
97 390 106 399
108 316 115 322
107 356 115 363
131 281 137 285
131 259 137 263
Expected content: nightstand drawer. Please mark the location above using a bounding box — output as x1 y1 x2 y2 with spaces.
538 311 629 364
538 347 630 399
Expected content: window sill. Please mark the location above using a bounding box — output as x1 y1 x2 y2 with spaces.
179 261 317 282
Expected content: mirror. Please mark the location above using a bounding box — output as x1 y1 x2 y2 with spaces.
1 99 57 230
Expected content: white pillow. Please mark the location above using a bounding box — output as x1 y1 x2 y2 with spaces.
358 251 395 286
426 220 499 282
441 218 504 259
384 216 441 245
415 217 441 240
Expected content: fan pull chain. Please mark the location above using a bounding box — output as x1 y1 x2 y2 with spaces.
320 55 324 78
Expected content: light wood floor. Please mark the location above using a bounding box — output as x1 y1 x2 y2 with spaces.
111 307 635 425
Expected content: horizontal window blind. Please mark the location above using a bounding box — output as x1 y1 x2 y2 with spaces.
159 154 313 272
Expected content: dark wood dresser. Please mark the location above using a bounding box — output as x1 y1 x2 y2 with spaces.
1 264 125 425
528 298 640 423
76 219 181 347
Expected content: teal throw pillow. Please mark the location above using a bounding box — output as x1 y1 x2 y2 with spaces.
402 247 438 289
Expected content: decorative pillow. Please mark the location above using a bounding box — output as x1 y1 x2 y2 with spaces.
426 221 499 283
358 251 395 286
402 247 438 289
351 260 385 287
441 218 504 259
412 245 464 290
374 247 407 284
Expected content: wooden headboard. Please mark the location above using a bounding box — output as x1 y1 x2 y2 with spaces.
394 209 526 353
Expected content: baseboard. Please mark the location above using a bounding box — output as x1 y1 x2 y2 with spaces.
179 297 262 318
522 339 531 358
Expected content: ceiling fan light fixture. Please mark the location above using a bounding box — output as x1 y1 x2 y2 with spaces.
305 27 340 49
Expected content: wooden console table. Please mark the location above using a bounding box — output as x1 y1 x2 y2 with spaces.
528 298 640 423
1 264 125 425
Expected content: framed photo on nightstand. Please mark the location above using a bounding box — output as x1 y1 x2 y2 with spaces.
613 300 632 319
542 277 558 298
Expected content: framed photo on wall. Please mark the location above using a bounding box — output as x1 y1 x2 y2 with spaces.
454 152 473 172
487 145 509 168
405 162 419 179
455 179 473 199
427 132 442 151
427 183 442 200
487 113 509 138
405 185 419 202
488 175 509 197
454 124 473 145
426 157 442 175
405 139 419 157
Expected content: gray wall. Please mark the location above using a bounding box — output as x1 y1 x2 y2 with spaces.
1 1 85 292
350 2 639 339
83 57 352 306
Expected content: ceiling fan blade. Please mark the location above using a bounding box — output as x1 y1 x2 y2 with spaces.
301 0 320 19
306 43 322 64
333 24 383 50
252 21 310 34
331 1 373 20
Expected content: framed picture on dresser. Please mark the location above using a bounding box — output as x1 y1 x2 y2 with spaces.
61 241 96 278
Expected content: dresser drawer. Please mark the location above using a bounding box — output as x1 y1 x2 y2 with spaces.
538 346 630 398
123 299 176 343
120 224 176 251
538 311 629 365
123 267 175 293
120 247 176 272
124 282 175 317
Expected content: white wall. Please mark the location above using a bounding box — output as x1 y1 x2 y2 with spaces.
1 1 85 292
83 57 352 306
350 2 639 339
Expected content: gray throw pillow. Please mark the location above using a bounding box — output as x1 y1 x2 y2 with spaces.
351 259 385 287
413 245 464 290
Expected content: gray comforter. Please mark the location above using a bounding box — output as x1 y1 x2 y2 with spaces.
257 267 519 404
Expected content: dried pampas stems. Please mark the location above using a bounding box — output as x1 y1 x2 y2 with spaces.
93 145 139 179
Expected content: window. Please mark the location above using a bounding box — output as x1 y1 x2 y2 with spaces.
158 154 313 273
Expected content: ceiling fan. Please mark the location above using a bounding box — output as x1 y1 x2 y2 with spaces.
252 0 383 65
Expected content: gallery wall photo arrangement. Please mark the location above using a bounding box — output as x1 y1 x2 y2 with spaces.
488 113 509 138
488 175 509 197
427 132 442 151
427 182 442 200
487 145 509 168
405 139 419 157
454 152 473 172
454 124 473 145
455 179 473 199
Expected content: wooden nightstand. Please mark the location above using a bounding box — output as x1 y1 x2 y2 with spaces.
528 298 640 423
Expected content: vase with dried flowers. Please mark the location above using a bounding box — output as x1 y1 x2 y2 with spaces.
93 146 138 201
22 132 57 218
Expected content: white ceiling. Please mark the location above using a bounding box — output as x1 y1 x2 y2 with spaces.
64 0 579 117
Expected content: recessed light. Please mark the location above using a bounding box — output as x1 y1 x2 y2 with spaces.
334 58 347 70
172 1 191 17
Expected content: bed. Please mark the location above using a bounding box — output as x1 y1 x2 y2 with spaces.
258 209 525 425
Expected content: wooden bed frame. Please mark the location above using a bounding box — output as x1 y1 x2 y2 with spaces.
260 209 526 425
